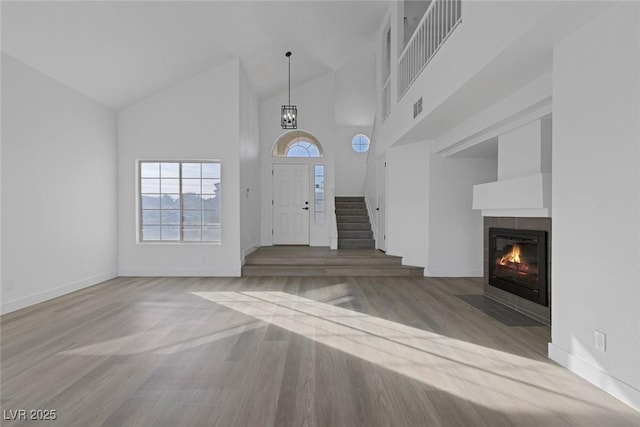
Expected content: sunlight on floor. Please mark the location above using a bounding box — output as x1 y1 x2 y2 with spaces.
192 290 626 417
59 320 264 356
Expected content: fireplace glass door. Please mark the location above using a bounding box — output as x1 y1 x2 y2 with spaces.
494 237 539 289
489 228 547 306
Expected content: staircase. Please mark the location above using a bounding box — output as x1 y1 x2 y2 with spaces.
242 196 424 277
335 196 375 249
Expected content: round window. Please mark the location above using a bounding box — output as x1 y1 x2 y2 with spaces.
351 134 370 153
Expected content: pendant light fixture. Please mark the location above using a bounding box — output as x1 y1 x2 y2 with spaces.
281 51 297 129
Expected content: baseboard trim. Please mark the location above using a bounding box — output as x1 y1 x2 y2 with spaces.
425 269 484 277
1 271 118 315
548 342 640 412
242 245 260 265
364 194 378 242
118 269 240 277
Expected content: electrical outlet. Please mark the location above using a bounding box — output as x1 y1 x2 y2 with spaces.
594 330 606 352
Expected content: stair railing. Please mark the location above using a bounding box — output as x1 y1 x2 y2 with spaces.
329 187 338 250
363 119 378 242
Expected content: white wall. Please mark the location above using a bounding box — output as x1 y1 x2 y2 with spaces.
550 2 640 411
498 118 551 180
239 64 261 260
434 72 552 157
334 41 376 127
260 73 336 246
378 138 496 275
117 59 242 276
428 152 497 276
334 42 376 196
335 125 370 196
386 142 429 268
1 54 117 313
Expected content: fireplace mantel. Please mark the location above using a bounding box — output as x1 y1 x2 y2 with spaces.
472 117 552 218
473 173 551 217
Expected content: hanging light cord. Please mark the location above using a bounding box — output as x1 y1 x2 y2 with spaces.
286 51 292 105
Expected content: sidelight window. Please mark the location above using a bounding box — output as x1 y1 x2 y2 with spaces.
314 164 325 223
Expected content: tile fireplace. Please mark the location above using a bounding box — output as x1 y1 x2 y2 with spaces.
483 217 551 325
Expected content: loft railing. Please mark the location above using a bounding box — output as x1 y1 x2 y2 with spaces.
398 0 462 99
382 77 391 120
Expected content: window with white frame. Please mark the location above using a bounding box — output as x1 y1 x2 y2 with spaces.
272 131 324 158
139 161 221 242
286 139 321 157
351 134 370 153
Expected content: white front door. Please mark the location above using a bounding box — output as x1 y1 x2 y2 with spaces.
377 155 387 252
273 163 310 245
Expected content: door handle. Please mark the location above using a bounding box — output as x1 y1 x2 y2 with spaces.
302 207 309 210
376 208 380 211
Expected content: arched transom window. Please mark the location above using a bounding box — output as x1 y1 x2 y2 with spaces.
273 130 324 158
286 140 320 157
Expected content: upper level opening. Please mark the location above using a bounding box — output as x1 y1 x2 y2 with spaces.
398 0 462 98
403 0 432 49
272 130 324 158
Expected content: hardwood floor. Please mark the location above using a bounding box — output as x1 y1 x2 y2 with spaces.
2 275 639 426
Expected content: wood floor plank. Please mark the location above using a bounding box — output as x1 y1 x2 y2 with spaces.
1 275 639 426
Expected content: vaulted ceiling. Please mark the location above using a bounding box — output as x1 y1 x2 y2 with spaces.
2 1 389 109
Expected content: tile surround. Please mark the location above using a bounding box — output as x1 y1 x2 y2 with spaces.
483 217 552 325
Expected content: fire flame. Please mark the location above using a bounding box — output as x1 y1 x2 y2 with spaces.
496 243 536 277
499 244 521 265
